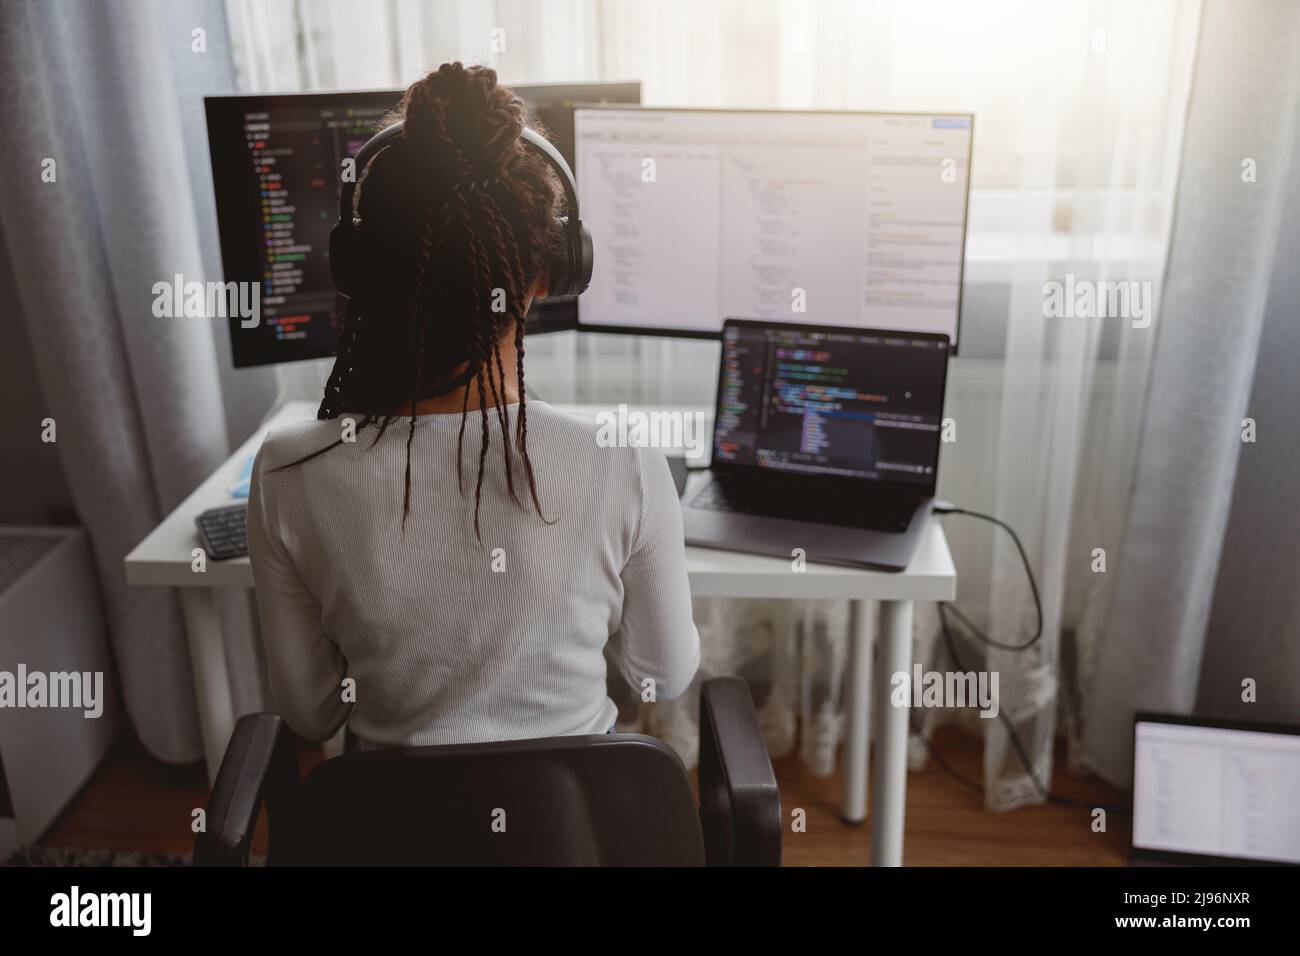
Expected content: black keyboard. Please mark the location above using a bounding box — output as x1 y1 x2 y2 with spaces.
196 503 248 560
689 475 918 533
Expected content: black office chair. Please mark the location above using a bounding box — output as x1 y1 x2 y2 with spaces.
194 677 782 866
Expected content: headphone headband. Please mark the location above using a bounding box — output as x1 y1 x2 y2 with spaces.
337 121 581 229
518 126 582 231
337 122 406 222
332 118 592 298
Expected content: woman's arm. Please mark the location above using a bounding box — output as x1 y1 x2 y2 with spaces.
615 446 701 701
247 444 352 741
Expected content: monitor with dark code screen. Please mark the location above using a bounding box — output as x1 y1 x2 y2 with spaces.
206 82 640 368
713 321 949 493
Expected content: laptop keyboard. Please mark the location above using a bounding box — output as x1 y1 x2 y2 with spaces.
689 475 918 533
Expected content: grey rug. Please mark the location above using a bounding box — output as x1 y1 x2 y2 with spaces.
2 845 190 867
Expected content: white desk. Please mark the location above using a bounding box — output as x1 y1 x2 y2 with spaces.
125 399 956 866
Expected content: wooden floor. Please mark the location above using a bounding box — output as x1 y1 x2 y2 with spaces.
39 726 1129 866
774 727 1129 866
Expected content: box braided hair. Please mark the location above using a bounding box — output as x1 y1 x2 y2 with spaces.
272 63 562 541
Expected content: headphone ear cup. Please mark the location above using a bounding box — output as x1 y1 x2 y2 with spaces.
546 216 594 298
329 221 361 299
546 217 574 298
572 221 593 297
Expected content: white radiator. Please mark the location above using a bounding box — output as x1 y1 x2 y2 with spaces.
0 527 120 856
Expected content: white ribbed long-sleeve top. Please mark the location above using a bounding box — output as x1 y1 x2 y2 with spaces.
247 401 700 746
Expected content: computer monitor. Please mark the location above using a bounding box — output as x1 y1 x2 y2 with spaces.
573 107 973 345
205 82 641 368
1132 713 1300 865
713 320 949 493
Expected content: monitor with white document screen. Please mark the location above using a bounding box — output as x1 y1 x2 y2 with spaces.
573 107 973 345
1131 713 1300 865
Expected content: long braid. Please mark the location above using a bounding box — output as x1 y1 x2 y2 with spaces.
493 193 552 526
423 102 510 534
477 188 547 518
317 303 361 420
477 189 529 315
436 81 532 513
468 199 520 504
484 338 513 488
473 344 492 541
456 184 520 512
490 340 515 485
400 215 438 530
456 374 471 493
514 314 549 520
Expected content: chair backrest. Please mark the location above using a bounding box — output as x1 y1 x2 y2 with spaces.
270 733 706 866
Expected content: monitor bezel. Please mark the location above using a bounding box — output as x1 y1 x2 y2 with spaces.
572 104 975 351
1130 711 1300 867
707 317 951 499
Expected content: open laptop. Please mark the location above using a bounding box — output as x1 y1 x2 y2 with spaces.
1131 713 1300 866
681 319 951 571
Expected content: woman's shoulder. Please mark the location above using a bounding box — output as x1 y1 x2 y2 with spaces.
517 401 611 450
256 416 349 472
522 402 652 481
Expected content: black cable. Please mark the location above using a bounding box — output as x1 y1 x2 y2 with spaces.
921 503 1127 814
930 503 1043 651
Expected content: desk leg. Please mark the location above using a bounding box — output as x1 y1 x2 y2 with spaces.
871 599 913 866
840 599 874 823
178 588 235 784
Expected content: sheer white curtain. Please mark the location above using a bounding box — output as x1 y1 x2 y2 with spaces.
1081 0 1300 786
0 0 276 764
920 3 1201 808
224 0 1199 793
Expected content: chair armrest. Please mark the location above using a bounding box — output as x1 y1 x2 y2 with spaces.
193 713 300 866
698 677 782 866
